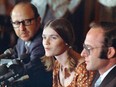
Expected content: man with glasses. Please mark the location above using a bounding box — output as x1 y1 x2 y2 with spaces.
81 21 116 87
10 1 52 87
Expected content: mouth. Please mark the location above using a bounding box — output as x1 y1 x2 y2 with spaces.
85 61 88 65
20 32 29 37
45 48 50 51
85 59 89 64
21 31 27 34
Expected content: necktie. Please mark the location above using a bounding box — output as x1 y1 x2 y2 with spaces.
25 43 29 54
94 76 102 87
25 41 31 54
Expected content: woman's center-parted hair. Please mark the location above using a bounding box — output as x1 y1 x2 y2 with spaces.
44 18 75 47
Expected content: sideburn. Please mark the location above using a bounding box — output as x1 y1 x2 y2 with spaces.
99 47 108 59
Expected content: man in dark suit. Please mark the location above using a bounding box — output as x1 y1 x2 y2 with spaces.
10 1 52 87
81 21 116 87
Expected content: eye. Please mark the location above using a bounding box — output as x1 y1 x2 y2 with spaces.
24 19 31 25
12 21 20 25
53 37 57 39
51 36 57 39
85 46 93 52
83 44 93 54
42 35 46 39
87 46 93 50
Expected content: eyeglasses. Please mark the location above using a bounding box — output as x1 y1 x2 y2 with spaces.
83 44 106 55
11 17 35 28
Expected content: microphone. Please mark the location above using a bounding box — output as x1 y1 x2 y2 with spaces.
0 54 30 86
0 54 30 83
0 64 9 76
0 63 25 83
0 70 15 82
17 53 30 64
0 48 14 59
2 74 29 86
14 75 29 82
0 73 20 85
1 54 30 67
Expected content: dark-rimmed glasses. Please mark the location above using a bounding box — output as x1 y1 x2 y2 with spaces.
11 17 35 28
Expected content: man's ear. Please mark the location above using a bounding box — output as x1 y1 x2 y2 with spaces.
107 47 116 59
36 16 41 28
37 16 41 23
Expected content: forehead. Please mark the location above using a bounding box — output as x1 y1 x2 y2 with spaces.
11 4 34 20
43 27 59 35
85 28 104 46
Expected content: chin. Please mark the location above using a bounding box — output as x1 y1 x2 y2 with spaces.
45 53 53 57
87 66 96 71
21 38 30 41
86 65 93 70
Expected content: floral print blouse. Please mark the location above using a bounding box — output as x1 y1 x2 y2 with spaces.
53 60 95 87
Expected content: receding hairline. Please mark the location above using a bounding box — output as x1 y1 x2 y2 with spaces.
11 2 33 16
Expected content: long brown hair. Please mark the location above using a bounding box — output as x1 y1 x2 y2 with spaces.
41 18 81 71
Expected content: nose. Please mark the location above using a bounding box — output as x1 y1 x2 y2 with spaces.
19 23 26 31
43 38 50 45
81 49 88 57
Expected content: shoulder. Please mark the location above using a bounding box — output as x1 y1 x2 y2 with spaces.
30 33 43 48
17 38 24 43
106 77 116 87
31 28 43 42
32 33 43 42
75 62 96 87
16 38 25 47
103 75 116 87
75 61 96 79
75 61 86 72
104 66 116 87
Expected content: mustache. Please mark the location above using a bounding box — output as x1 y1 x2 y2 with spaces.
19 31 28 36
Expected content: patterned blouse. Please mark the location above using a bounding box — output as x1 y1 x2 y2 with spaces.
53 60 95 87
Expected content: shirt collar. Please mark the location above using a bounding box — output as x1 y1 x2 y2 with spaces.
25 41 31 47
100 64 116 81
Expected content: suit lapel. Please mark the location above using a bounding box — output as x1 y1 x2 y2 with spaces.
91 71 100 87
100 66 116 87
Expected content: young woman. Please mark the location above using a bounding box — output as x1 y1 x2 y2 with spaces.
41 18 95 87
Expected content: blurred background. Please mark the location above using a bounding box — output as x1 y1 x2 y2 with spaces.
0 0 116 54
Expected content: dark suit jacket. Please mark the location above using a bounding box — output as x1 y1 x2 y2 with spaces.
91 66 116 87
12 31 52 87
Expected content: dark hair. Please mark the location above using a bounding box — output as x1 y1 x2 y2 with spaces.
30 3 40 18
12 1 40 18
90 21 116 58
44 18 75 47
90 21 116 48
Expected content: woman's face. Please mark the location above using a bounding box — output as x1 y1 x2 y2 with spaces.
42 27 67 57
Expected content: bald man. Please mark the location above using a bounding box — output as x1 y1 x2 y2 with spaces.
10 1 52 87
